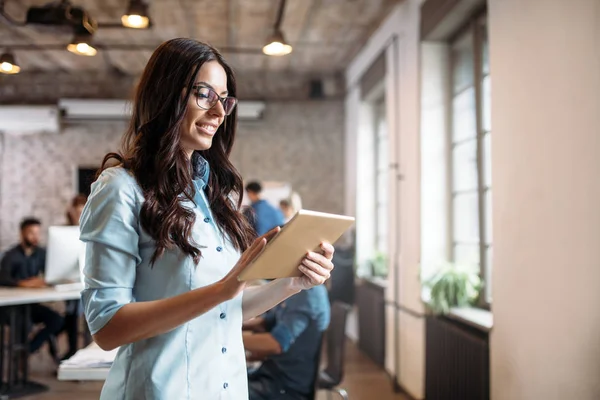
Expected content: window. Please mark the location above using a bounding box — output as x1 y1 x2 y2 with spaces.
354 86 387 278
450 15 492 304
77 167 99 197
374 99 388 255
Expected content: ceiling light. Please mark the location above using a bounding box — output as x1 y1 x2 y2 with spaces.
0 52 21 74
121 0 150 29
262 30 292 56
67 33 97 56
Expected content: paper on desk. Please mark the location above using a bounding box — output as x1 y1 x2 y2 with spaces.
60 345 118 369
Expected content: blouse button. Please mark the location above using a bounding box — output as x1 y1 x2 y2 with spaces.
223 382 228 389
216 246 223 252
220 313 226 319
222 347 227 354
203 217 210 223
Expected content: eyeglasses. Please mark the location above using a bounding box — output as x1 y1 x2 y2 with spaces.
192 85 238 116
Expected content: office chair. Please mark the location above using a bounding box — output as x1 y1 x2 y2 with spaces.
307 331 324 400
317 301 351 400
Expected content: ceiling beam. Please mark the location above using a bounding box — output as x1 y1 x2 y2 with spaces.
0 0 73 71
296 0 321 43
4 43 262 55
0 70 345 103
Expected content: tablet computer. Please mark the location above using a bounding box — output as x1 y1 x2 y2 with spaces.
238 209 355 281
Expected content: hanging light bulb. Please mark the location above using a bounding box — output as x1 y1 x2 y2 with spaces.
262 29 292 56
0 51 20 74
67 33 97 56
121 0 150 29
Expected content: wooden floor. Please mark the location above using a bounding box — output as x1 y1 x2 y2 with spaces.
20 340 411 400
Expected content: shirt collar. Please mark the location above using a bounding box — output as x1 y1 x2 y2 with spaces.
191 152 210 189
16 244 40 257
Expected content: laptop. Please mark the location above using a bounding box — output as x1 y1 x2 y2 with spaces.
45 226 85 291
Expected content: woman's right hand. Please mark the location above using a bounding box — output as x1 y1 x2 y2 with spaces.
219 227 280 299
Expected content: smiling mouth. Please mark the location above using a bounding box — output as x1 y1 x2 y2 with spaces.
196 123 218 135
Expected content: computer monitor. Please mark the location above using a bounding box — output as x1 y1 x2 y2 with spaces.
45 226 85 285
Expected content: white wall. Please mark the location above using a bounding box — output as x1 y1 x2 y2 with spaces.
344 88 360 218
355 101 377 272
489 1 600 399
345 0 425 397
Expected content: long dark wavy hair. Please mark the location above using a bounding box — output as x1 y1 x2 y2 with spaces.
100 38 255 265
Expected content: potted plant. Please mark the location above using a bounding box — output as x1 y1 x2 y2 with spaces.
423 262 481 315
369 252 388 278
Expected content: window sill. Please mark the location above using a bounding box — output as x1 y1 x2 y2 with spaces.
446 307 493 332
421 289 493 332
361 276 388 289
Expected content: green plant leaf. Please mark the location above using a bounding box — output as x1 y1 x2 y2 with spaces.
423 261 481 315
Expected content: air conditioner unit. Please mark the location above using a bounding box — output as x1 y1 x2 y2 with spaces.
237 101 265 120
59 99 131 120
0 105 60 135
59 98 265 121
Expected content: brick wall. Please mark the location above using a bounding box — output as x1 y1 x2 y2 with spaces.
0 122 124 249
233 100 344 214
0 100 344 250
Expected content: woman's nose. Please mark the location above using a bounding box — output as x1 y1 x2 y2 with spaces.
209 100 226 118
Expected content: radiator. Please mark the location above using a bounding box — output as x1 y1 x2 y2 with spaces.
425 316 490 400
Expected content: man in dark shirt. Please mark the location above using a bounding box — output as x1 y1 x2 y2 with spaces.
245 181 285 236
244 285 330 399
0 218 64 354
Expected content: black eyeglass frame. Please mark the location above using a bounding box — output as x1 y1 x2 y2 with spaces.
191 85 238 116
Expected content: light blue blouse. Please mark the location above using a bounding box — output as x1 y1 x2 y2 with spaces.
79 157 247 400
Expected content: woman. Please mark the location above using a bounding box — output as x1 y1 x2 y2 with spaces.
79 38 335 399
280 191 303 223
279 198 294 223
66 193 87 226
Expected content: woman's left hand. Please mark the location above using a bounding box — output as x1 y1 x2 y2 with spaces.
288 242 335 291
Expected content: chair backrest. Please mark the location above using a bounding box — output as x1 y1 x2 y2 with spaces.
308 330 325 400
329 247 356 305
323 301 352 385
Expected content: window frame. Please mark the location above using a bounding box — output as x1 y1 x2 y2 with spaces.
373 97 388 256
449 12 492 308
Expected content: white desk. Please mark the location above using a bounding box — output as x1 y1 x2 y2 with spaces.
58 344 260 382
0 287 81 306
58 342 114 381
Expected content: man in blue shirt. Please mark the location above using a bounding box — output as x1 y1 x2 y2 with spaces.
243 285 330 399
245 181 285 236
0 218 64 354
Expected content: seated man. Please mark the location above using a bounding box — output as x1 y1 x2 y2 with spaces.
245 181 285 236
0 218 64 355
244 285 330 400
